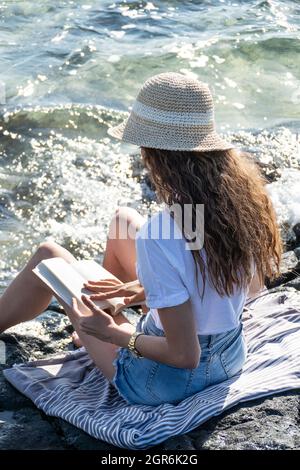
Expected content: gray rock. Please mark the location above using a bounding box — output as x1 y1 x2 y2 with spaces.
281 251 299 271
0 367 32 411
267 250 300 288
162 434 196 450
0 407 66 450
188 392 300 450
0 310 73 366
56 419 115 450
294 247 300 260
285 276 300 291
293 223 300 242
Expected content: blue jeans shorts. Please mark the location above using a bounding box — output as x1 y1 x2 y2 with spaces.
111 313 247 406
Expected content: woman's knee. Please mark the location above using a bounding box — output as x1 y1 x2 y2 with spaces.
110 207 143 240
114 206 140 224
35 241 62 262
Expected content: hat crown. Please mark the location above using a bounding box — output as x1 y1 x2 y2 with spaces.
136 72 214 115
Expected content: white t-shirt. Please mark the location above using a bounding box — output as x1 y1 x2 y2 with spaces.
135 209 249 335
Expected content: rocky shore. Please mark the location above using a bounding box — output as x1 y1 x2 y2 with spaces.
1 242 300 450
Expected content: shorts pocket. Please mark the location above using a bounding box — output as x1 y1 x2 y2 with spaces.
146 362 194 404
114 347 135 371
220 331 247 379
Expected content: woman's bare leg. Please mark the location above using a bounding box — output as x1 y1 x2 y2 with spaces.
72 207 147 350
103 207 146 282
0 241 76 332
0 207 146 381
58 296 135 381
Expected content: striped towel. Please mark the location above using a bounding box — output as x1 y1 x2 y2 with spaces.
3 289 300 450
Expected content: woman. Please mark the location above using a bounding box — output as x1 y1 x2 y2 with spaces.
0 72 282 406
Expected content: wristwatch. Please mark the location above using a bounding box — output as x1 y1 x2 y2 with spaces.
127 331 144 358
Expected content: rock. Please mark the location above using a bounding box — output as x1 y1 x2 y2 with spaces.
281 251 299 270
294 247 300 260
162 434 196 450
293 223 300 243
1 310 73 365
56 419 115 450
0 367 31 411
0 408 66 450
266 250 300 289
285 276 300 291
188 392 300 450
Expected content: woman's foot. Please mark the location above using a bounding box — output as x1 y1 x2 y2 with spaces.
71 331 83 348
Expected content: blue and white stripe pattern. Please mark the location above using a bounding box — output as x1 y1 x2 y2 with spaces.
3 289 300 450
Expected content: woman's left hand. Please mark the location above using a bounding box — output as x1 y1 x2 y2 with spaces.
71 295 117 343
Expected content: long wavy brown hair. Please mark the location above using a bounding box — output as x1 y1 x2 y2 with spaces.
141 147 282 297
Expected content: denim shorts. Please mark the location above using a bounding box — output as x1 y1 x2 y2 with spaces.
111 313 247 406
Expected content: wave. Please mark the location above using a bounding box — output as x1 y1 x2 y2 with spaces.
0 103 299 282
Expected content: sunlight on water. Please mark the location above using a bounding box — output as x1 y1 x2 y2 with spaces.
0 0 300 291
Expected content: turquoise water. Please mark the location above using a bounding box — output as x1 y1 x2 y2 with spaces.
2 0 300 128
0 0 300 290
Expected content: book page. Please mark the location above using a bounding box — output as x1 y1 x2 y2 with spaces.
71 259 126 310
71 260 119 282
33 257 111 311
33 262 74 306
33 257 144 316
72 260 146 313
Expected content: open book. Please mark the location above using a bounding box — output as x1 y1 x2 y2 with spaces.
33 257 144 316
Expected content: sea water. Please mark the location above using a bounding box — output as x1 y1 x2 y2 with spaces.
0 0 299 292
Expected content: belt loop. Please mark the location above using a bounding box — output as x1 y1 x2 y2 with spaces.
207 334 213 349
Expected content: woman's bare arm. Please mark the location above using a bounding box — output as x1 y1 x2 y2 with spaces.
247 272 265 299
76 295 200 369
112 299 201 369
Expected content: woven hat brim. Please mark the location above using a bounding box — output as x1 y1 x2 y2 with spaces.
107 120 127 140
107 118 234 152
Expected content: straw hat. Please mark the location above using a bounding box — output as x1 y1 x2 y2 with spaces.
107 71 234 151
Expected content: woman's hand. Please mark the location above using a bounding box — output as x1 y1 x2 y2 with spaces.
83 278 146 307
72 295 118 343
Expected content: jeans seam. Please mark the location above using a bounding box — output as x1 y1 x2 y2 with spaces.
205 339 213 387
205 356 211 387
145 362 161 400
183 369 196 398
220 353 230 379
220 327 245 379
213 323 243 356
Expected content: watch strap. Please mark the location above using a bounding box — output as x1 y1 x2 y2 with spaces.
127 331 144 358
